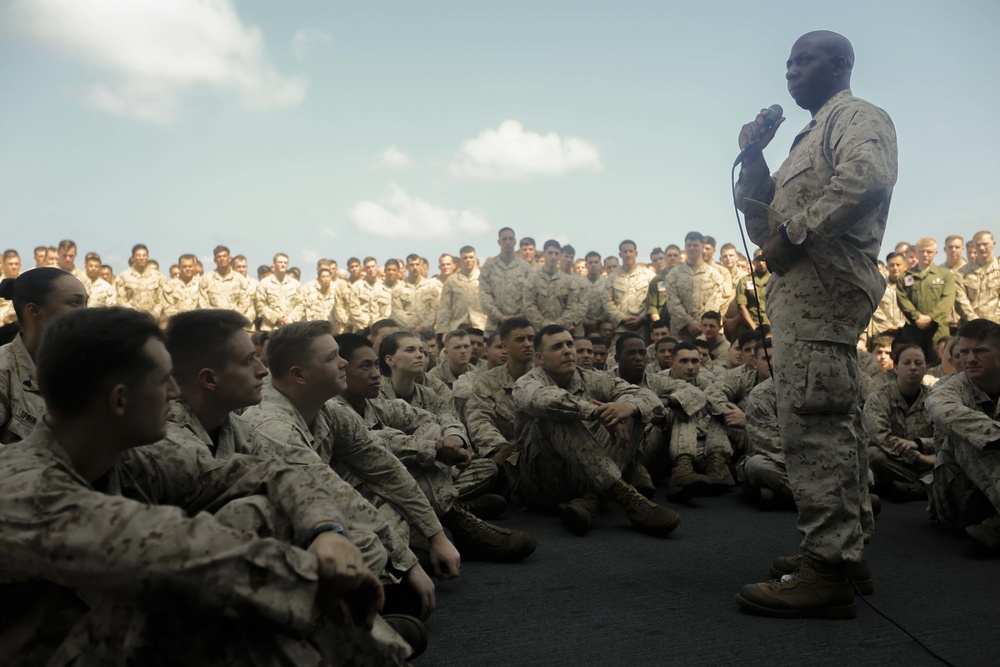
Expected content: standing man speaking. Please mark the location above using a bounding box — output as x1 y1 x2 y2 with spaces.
734 31 897 618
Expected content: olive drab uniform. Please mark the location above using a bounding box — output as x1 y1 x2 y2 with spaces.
896 264 955 362
737 89 897 564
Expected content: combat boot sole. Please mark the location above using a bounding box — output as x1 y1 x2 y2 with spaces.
736 587 856 619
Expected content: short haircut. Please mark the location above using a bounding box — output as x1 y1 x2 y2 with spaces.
273 253 289 262
440 253 455 262
378 330 421 375
585 251 601 261
166 310 251 380
519 237 536 248
178 253 197 264
347 257 361 266
916 237 937 249
420 329 437 342
684 231 704 244
561 244 576 255
362 256 377 265
444 329 470 346
720 243 736 253
891 343 924 366
2 249 18 261
703 235 717 247
737 330 760 348
385 259 400 269
957 318 1000 346
944 235 963 245
486 331 501 347
459 245 476 255
665 244 681 252
406 253 420 263
693 339 711 351
57 239 77 252
655 336 678 351
37 308 162 416
885 252 904 263
869 334 895 352
131 244 148 256
370 319 400 338
651 320 670 331
498 227 514 237
672 341 699 355
267 320 333 378
615 332 644 356
543 239 561 251
334 333 373 364
618 239 637 251
754 337 773 354
701 311 722 324
462 326 485 338
535 324 569 350
0 267 73 322
233 254 247 263
650 247 664 256
33 246 46 254
499 316 533 340
213 245 230 256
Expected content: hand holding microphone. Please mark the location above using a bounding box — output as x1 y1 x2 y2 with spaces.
735 104 784 166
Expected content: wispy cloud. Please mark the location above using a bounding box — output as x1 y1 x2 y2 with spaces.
374 145 414 170
4 0 307 124
449 120 603 180
291 28 331 60
349 185 489 239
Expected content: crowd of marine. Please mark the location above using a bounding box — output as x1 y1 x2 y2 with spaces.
0 225 998 663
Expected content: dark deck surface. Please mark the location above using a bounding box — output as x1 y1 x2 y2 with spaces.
421 490 994 666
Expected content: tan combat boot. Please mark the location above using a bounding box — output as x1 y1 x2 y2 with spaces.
609 479 681 536
559 491 600 535
443 504 537 562
627 463 656 498
666 454 711 501
737 555 855 619
771 554 874 595
704 452 735 491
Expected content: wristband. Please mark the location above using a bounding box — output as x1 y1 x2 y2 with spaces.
305 523 350 547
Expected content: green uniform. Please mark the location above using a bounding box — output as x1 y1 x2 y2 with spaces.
896 264 955 363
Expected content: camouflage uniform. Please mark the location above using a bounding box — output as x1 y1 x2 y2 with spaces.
200 269 254 320
80 275 117 308
426 360 471 391
954 257 1000 324
0 334 44 445
603 265 656 335
864 281 905 342
350 279 392 330
162 276 205 317
703 363 767 457
582 275 608 326
255 274 302 331
463 365 520 460
115 266 166 317
0 298 13 326
664 263 726 341
437 268 486 333
333 395 496 514
925 373 1000 527
737 89 897 564
737 378 792 498
237 385 421 578
523 270 587 334
381 375 459 421
330 277 353 333
510 366 663 508
896 264 956 361
298 280 337 322
391 276 441 333
863 381 934 490
479 255 532 331
0 420 410 666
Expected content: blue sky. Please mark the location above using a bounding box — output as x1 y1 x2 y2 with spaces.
1 0 997 273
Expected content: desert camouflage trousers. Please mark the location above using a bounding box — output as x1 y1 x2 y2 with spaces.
737 454 793 500
928 440 1000 529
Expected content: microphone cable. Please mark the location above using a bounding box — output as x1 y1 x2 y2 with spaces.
730 158 956 667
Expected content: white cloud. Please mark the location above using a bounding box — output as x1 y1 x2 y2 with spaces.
449 120 603 180
4 0 307 124
291 28 331 60
374 145 414 170
349 185 489 239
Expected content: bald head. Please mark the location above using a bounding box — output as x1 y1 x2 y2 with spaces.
787 31 855 114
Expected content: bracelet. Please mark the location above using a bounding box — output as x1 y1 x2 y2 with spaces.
305 523 350 547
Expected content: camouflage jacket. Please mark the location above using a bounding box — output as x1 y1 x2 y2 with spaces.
0 334 44 445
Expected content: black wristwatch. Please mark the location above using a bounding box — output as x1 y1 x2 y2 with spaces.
305 523 350 547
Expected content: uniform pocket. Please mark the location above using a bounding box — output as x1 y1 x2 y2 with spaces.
789 344 858 415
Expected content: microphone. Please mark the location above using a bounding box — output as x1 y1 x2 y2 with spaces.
733 104 783 167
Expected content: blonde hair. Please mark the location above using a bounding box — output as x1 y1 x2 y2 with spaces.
916 237 937 249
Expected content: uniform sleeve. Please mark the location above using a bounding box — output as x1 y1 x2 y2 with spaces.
589 372 663 422
256 282 280 325
323 404 444 540
0 465 322 635
895 278 921 323
513 372 596 421
953 269 978 321
735 158 778 245
603 276 625 325
862 385 896 451
926 378 1000 451
665 271 694 332
782 107 897 246
478 264 503 324
464 384 513 459
744 382 782 457
521 274 546 329
562 278 588 330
